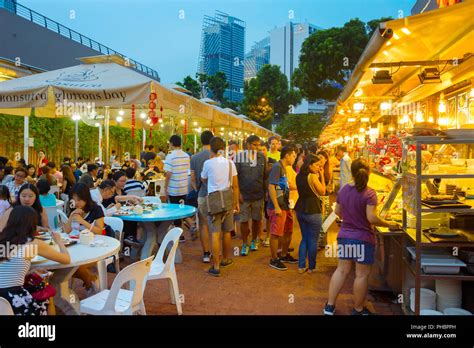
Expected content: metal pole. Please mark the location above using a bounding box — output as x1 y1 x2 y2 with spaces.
142 121 146 151
194 134 197 153
104 106 110 164
74 119 79 161
23 115 29 164
98 124 103 163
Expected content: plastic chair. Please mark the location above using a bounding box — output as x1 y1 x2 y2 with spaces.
80 256 153 315
44 206 59 230
49 185 60 198
147 227 183 315
96 217 124 291
0 297 14 315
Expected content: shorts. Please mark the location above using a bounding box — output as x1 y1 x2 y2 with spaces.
337 238 375 265
197 197 209 228
208 212 234 233
267 209 293 237
239 199 264 222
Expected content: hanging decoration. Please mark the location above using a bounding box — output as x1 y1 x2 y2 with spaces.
183 119 188 145
149 92 158 126
160 106 163 122
131 104 135 139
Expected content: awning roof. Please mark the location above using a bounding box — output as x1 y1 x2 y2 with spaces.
320 0 474 143
0 59 276 138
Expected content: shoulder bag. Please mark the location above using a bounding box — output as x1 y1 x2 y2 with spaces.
206 160 234 216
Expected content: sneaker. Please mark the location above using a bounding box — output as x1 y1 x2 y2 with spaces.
124 235 141 246
220 259 234 267
241 244 249 256
280 254 298 264
202 252 211 263
298 268 308 274
263 238 270 247
179 235 186 243
323 303 336 315
250 240 258 251
208 267 221 277
351 307 373 315
269 258 288 271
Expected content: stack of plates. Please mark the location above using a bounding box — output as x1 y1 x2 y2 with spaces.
443 308 472 315
436 280 462 312
421 309 443 315
410 288 436 312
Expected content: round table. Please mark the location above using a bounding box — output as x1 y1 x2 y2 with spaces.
31 235 120 315
113 202 196 262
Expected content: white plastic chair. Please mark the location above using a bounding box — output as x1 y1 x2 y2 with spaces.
96 217 124 291
44 206 59 230
0 297 14 315
147 227 183 315
80 256 153 315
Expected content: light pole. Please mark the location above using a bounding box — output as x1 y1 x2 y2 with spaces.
72 114 81 161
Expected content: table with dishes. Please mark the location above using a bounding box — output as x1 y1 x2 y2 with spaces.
113 198 196 262
30 234 120 315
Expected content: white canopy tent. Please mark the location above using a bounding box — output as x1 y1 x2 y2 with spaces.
0 57 277 162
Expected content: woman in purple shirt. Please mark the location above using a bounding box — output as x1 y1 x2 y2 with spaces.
324 159 399 315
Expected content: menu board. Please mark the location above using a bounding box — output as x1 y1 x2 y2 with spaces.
402 175 416 216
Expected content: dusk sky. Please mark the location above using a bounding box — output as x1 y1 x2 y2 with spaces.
21 0 413 83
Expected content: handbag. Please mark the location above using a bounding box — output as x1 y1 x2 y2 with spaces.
206 160 234 216
275 162 290 210
24 273 56 302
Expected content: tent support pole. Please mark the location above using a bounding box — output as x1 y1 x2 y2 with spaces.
194 134 197 153
105 106 110 164
23 115 29 164
98 124 103 163
142 128 146 151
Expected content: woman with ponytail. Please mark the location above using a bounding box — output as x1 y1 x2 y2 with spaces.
324 159 400 316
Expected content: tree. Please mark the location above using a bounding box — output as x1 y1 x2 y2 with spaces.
292 17 393 101
206 71 228 103
276 113 326 143
242 64 301 126
176 75 201 99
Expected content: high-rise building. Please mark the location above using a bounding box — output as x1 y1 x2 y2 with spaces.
244 37 270 81
198 11 245 102
270 22 329 115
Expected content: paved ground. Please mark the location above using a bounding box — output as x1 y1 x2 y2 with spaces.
74 216 403 316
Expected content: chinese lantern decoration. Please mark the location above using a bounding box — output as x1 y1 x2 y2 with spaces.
160 106 163 122
131 104 135 138
183 119 187 145
149 92 158 126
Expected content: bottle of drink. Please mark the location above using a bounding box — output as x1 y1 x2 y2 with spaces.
71 220 80 236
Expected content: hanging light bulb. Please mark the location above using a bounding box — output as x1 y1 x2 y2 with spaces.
116 116 123 123
119 109 125 116
140 112 147 119
72 114 81 121
438 100 446 113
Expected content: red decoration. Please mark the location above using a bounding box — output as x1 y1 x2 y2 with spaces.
160 106 163 122
148 110 156 119
149 101 157 110
149 92 157 101
131 104 135 138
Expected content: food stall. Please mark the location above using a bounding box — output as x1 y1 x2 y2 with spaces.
319 1 474 315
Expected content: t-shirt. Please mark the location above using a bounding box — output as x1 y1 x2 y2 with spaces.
82 203 104 227
201 156 237 194
39 194 56 207
336 184 378 245
124 179 145 195
78 172 94 189
164 149 190 197
0 200 10 216
235 151 266 201
339 153 353 190
267 151 281 162
267 161 289 211
6 181 25 199
190 149 211 197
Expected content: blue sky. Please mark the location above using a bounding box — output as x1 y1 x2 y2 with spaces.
21 0 413 83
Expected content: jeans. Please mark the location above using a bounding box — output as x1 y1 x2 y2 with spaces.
296 212 322 269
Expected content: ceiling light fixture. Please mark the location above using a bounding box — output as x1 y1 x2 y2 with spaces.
372 70 393 84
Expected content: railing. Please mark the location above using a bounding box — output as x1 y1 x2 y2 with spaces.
2 1 160 81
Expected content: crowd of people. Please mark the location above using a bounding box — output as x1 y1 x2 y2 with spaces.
0 131 400 316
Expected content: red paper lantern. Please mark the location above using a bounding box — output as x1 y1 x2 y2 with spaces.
148 110 156 118
149 101 156 110
149 92 157 101
131 104 135 138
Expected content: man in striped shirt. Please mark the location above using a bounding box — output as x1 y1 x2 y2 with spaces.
164 135 191 233
123 167 146 195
